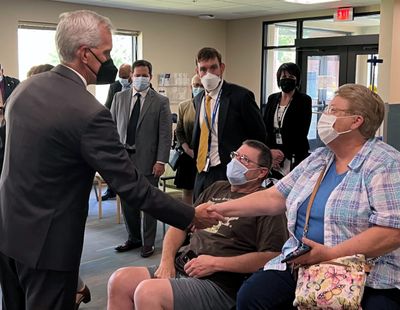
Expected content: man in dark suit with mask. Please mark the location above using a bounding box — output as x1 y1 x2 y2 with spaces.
0 10 221 310
192 47 267 201
104 63 132 110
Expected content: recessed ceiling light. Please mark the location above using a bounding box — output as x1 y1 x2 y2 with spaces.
284 0 338 4
198 14 215 19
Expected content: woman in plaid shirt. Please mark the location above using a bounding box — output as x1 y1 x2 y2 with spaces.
208 84 400 310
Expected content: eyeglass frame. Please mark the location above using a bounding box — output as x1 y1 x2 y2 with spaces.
230 151 265 168
323 105 354 115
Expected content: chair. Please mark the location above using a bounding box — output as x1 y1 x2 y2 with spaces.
93 173 121 224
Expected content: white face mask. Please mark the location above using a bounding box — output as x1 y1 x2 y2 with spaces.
226 158 259 186
133 76 150 92
317 113 354 145
201 72 221 92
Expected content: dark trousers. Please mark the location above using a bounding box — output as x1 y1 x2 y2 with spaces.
193 164 227 202
0 251 78 310
121 174 159 247
237 268 400 310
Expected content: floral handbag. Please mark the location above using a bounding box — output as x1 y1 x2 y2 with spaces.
293 254 370 310
292 166 370 309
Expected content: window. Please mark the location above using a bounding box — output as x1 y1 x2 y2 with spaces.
262 21 297 106
261 12 380 106
17 23 138 104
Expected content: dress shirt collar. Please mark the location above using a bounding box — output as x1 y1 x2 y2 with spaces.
132 87 150 99
61 64 87 87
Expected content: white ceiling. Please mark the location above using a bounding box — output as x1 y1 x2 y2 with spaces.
52 0 380 20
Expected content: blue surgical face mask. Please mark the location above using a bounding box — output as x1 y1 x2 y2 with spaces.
133 76 150 92
119 78 131 88
226 158 259 186
192 87 203 98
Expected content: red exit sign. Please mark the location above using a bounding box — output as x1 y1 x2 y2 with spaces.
334 7 354 22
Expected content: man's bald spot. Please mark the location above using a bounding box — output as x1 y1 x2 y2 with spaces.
119 64 132 78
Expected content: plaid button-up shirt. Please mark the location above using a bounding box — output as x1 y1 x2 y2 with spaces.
265 138 400 289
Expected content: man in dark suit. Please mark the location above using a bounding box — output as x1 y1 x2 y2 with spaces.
102 63 133 201
192 47 267 200
104 63 132 110
110 60 171 258
0 64 20 110
0 10 220 310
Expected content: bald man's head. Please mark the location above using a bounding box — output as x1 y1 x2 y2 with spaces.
191 74 203 98
118 64 132 79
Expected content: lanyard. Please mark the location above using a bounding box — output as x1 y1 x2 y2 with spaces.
203 89 222 153
203 89 222 131
276 98 292 129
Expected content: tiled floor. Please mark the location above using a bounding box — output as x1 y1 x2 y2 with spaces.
1 187 182 309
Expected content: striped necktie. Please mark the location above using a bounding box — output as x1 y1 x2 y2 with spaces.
196 95 212 172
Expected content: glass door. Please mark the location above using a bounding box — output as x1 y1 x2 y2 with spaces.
301 49 346 149
300 45 378 150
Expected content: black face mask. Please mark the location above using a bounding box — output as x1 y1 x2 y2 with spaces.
279 78 297 93
87 49 118 85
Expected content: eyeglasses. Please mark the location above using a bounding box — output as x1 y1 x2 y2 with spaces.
323 106 353 115
230 151 264 167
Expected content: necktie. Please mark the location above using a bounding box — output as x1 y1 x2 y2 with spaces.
126 93 141 146
196 95 212 172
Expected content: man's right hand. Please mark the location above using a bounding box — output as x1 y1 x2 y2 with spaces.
154 262 176 278
192 203 225 229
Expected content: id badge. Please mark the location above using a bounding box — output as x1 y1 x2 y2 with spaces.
204 157 211 172
276 133 283 145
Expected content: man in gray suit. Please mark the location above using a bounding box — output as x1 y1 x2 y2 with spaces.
111 59 171 258
0 10 221 310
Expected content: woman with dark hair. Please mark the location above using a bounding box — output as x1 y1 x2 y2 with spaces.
263 62 312 179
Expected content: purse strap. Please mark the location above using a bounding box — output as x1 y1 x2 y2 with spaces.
302 164 327 238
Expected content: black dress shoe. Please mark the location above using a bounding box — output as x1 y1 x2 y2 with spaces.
114 240 142 252
140 245 155 258
101 189 116 201
75 285 91 310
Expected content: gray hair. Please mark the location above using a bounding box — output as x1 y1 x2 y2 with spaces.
55 10 113 63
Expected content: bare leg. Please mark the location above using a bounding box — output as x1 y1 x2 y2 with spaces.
134 279 174 310
107 267 151 310
182 189 193 205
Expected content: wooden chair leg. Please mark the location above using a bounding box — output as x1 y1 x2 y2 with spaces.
116 195 121 224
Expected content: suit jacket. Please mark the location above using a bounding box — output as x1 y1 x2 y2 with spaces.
0 65 193 271
263 90 312 166
193 81 266 167
110 87 172 176
176 98 196 147
104 80 122 109
1 75 20 102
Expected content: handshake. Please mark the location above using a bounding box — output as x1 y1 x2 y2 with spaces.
190 202 226 229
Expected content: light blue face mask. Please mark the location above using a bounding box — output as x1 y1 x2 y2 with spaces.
192 87 203 98
133 76 150 92
119 78 131 88
226 158 259 186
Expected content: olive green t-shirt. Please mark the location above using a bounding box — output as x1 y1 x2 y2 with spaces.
179 181 288 298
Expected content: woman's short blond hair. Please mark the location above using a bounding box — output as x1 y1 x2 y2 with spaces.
335 84 385 139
